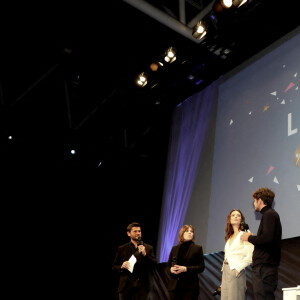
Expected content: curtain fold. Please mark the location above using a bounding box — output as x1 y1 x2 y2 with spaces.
157 79 220 263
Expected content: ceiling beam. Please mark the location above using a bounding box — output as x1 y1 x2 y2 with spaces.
123 0 201 43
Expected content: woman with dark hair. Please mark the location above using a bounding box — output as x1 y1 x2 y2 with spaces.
220 209 254 300
167 225 205 300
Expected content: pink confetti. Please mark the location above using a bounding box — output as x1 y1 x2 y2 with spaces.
266 166 275 175
284 82 295 93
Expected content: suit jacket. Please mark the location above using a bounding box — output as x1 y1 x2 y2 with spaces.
112 242 157 293
167 241 205 291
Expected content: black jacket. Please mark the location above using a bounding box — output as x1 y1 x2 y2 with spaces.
112 242 157 293
167 241 205 291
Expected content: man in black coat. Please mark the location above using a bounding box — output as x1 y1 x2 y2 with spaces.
241 187 282 300
112 222 157 300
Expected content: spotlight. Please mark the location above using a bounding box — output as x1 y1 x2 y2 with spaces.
136 72 148 87
213 0 232 12
192 21 207 40
233 0 247 7
164 47 177 63
221 0 232 9
150 62 159 71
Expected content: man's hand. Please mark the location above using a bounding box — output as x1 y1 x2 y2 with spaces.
240 232 253 241
121 261 131 270
138 245 146 256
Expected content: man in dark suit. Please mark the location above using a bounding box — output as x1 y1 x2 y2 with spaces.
112 222 157 300
167 224 205 300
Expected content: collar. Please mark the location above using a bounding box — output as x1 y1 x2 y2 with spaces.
130 241 138 249
260 206 271 214
181 240 194 246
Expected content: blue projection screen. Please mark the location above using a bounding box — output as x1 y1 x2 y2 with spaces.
207 28 300 253
158 27 300 260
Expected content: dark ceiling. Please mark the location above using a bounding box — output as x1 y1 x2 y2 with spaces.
1 0 299 181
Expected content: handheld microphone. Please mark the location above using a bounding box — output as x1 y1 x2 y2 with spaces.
240 221 249 232
212 286 221 296
171 257 177 266
137 237 143 246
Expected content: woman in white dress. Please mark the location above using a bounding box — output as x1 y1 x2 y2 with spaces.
220 209 254 300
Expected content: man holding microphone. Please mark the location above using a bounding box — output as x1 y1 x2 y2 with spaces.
112 222 157 300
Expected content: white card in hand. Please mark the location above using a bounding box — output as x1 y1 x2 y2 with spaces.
128 255 137 273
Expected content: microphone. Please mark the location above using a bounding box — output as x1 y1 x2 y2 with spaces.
171 257 177 266
137 237 143 246
240 221 249 232
212 286 221 296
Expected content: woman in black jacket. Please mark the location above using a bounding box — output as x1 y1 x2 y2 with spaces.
167 224 205 300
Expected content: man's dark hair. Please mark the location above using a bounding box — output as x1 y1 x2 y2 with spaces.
127 222 141 232
253 187 275 207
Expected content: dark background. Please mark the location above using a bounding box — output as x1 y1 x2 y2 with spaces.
1 1 299 298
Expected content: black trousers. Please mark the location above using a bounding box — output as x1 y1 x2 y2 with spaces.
252 264 278 300
118 280 149 300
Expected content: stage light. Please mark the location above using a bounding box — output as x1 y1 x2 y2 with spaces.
221 0 233 8
164 47 177 63
233 0 247 7
213 0 232 12
151 60 164 70
150 62 159 71
213 0 246 12
192 21 207 40
136 72 148 87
